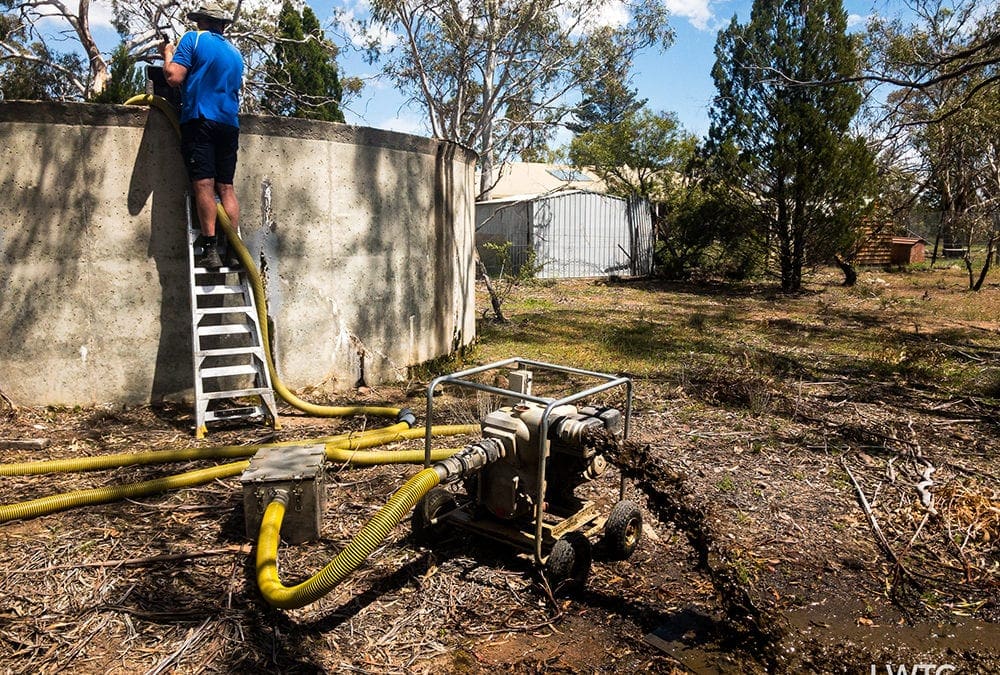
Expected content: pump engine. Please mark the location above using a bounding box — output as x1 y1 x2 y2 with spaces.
474 402 621 520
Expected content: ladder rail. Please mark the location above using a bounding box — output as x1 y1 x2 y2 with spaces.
187 193 279 438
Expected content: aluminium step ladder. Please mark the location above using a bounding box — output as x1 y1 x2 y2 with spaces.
187 198 279 438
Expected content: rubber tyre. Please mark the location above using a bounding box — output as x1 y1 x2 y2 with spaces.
604 500 642 560
411 487 457 544
545 532 592 594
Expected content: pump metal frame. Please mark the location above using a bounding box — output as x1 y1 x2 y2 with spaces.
424 357 633 565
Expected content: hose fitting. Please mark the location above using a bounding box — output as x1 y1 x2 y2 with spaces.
396 408 417 428
433 438 505 484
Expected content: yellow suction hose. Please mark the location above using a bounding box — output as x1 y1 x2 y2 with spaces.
257 467 441 609
0 460 250 523
0 429 475 524
0 423 478 477
124 94 401 420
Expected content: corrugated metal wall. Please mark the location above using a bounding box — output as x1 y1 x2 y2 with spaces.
475 191 654 279
531 192 653 279
475 199 534 275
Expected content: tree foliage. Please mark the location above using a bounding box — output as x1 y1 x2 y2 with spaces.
864 0 1000 290
89 43 146 103
569 107 694 200
357 0 673 198
261 1 344 122
565 37 645 134
708 0 876 292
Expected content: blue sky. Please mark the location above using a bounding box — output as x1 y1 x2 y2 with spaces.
321 0 883 142
66 0 884 142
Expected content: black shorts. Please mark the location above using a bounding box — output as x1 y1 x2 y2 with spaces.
180 118 239 183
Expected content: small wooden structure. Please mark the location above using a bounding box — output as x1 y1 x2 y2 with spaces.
854 228 927 267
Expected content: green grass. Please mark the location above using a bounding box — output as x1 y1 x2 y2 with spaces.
464 265 1000 403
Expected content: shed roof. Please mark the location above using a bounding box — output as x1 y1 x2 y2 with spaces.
480 162 608 199
477 188 626 205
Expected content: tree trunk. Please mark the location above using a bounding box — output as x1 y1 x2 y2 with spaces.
833 255 857 286
475 252 506 322
76 0 108 97
971 235 997 291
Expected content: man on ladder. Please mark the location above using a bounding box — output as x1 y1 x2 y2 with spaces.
159 2 244 269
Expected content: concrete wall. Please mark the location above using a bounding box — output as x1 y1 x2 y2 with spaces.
0 101 477 405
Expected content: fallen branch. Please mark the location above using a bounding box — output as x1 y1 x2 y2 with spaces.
840 455 921 589
0 438 50 450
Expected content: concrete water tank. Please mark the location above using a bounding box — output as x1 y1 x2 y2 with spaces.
0 101 477 405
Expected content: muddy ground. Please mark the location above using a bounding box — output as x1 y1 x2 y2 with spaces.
1 272 998 673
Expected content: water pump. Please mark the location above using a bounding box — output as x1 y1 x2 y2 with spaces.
414 358 642 591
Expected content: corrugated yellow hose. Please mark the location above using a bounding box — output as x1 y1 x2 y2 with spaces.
124 94 401 420
257 467 441 609
0 423 479 477
0 424 479 523
0 461 250 523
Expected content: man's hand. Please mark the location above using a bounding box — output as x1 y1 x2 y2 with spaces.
160 37 187 87
158 39 175 63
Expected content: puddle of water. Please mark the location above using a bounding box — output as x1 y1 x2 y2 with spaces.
786 600 1000 659
644 609 736 674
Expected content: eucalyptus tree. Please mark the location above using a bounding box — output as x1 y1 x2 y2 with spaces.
0 0 351 115
356 0 673 199
864 0 1000 289
709 0 876 291
0 0 174 98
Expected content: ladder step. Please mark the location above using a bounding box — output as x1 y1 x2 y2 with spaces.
201 364 260 378
195 284 245 295
201 388 274 400
196 346 263 357
205 406 266 421
197 324 255 337
194 265 241 274
196 306 255 316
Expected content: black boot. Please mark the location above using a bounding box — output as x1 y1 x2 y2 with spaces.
197 236 223 269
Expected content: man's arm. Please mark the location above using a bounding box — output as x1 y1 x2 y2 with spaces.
158 40 188 87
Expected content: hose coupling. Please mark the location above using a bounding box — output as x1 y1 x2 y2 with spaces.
267 487 291 508
432 438 505 484
396 408 417 428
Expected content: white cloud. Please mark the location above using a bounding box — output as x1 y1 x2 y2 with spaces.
90 1 116 30
846 13 871 31
664 0 714 31
335 1 400 51
31 0 115 32
377 112 428 136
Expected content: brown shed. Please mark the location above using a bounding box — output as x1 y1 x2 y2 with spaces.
855 227 927 267
890 237 926 265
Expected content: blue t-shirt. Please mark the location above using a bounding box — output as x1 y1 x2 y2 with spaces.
172 31 244 127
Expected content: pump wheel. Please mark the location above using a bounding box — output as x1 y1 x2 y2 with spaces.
411 488 457 544
603 500 642 560
545 532 592 594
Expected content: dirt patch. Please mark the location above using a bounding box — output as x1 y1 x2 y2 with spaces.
2 269 999 673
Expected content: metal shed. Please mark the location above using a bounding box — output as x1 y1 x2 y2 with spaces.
476 190 654 279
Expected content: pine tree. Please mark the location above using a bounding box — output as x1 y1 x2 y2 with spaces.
566 48 646 134
709 0 876 291
90 43 145 104
262 1 344 122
